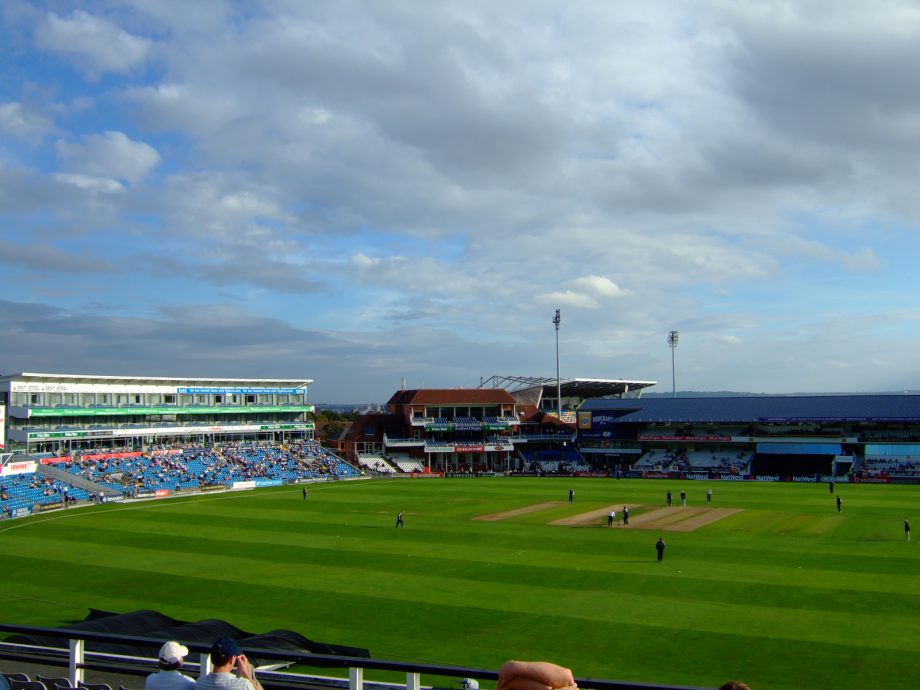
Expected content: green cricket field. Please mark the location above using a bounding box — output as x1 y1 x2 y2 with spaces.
0 477 917 690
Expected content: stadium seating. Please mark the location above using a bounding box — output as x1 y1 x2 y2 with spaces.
0 441 360 515
520 449 587 473
357 454 396 473
0 473 91 517
10 680 48 690
858 455 920 478
633 449 751 474
393 458 425 473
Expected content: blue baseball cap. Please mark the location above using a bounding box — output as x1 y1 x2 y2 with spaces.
211 637 242 664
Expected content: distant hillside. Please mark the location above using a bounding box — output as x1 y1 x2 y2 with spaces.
314 403 379 413
643 390 920 398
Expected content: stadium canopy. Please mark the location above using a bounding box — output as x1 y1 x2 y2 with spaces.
479 375 656 402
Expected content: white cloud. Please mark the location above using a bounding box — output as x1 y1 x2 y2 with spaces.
52 173 124 193
160 172 289 243
55 131 160 186
536 291 601 309
352 254 382 269
572 275 629 298
840 248 880 272
0 102 55 140
759 234 881 271
35 10 152 76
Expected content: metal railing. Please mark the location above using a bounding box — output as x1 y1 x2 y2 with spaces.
0 623 708 690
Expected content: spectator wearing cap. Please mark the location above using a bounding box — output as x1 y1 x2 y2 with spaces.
147 641 196 690
195 637 263 690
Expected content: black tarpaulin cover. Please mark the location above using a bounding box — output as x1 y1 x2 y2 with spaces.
8 609 370 661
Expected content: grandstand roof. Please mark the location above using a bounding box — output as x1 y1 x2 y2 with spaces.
0 372 312 388
580 394 920 422
387 388 518 405
481 375 656 400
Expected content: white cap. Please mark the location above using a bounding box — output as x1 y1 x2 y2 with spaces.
159 641 189 664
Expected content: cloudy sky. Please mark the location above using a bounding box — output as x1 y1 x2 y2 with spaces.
2 1 920 403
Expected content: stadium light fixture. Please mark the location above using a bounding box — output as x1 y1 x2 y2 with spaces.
668 330 679 398
554 309 562 418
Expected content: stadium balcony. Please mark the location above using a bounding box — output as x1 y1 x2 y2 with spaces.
485 434 519 444
521 432 576 441
382 435 425 447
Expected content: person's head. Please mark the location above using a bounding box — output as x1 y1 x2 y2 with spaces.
718 682 751 690
210 637 242 669
158 640 189 670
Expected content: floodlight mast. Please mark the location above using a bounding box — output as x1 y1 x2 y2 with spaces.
554 309 562 418
668 330 679 398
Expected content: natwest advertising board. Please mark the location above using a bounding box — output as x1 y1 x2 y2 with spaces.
454 445 485 452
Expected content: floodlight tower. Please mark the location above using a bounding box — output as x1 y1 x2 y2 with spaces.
554 309 562 418
668 330 679 398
